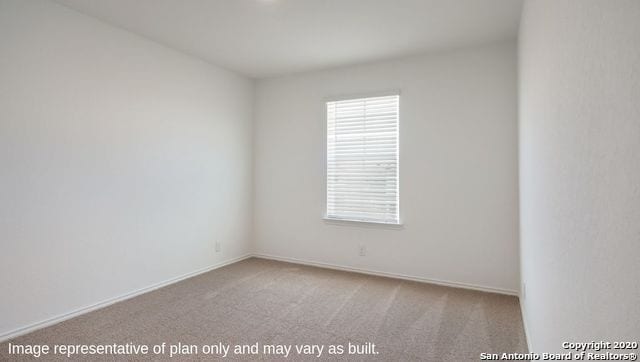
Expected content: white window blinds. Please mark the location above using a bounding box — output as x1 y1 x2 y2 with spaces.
326 94 399 224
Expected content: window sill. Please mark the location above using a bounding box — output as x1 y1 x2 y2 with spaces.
322 217 404 230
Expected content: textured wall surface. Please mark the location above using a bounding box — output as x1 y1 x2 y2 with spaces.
0 0 253 338
254 42 520 293
519 0 640 352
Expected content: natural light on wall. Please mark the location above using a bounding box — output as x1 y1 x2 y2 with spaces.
326 94 400 224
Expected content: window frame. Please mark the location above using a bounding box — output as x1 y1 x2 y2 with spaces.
321 90 403 229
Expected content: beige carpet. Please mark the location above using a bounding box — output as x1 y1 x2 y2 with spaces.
0 258 527 361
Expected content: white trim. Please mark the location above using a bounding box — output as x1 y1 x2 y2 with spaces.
519 296 533 352
0 254 252 343
1 253 522 344
252 253 519 296
322 217 404 229
323 89 401 103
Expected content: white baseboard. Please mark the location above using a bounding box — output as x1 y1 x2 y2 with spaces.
519 296 533 352
0 254 252 343
1 253 521 343
252 253 519 296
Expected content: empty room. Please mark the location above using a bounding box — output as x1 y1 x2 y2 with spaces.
1 0 638 360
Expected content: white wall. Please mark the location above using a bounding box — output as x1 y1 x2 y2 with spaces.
0 0 253 338
253 42 519 293
519 0 640 352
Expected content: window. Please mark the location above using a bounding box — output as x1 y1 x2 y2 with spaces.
326 94 400 224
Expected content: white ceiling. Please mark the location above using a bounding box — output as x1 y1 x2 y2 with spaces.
54 0 523 78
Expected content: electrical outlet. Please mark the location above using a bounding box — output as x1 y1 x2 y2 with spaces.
215 241 221 253
359 244 366 256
